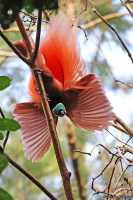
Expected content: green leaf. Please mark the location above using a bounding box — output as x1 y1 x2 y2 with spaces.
0 118 21 131
0 1 24 30
24 0 34 13
32 0 58 10
0 76 11 91
0 188 13 200
0 154 8 174
0 132 4 140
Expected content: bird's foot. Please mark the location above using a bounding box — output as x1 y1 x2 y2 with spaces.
46 94 50 102
34 68 43 74
35 85 40 95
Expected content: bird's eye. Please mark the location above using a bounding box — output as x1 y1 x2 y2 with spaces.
52 103 66 117
59 109 65 115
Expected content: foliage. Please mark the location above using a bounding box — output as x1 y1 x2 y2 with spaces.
0 188 13 200
0 154 8 174
0 76 12 91
0 132 4 140
0 118 21 131
0 0 58 29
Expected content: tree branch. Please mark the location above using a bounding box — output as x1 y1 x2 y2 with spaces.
112 123 129 135
43 9 51 22
120 0 133 17
81 12 129 29
0 108 10 151
115 115 133 137
32 8 42 62
16 15 33 55
66 122 87 200
115 78 133 89
4 153 57 200
0 51 17 57
0 30 30 64
88 0 133 63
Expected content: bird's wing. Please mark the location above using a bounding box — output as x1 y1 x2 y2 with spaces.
64 74 115 132
13 102 57 162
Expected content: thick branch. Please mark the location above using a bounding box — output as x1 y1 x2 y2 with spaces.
0 30 30 64
4 153 57 200
112 123 129 135
115 115 133 137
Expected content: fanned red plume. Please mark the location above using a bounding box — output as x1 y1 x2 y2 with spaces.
39 15 86 89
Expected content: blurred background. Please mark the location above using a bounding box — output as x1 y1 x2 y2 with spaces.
0 0 133 199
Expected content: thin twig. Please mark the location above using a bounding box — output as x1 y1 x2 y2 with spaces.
2 131 10 149
77 25 88 40
88 0 133 63
74 144 119 158
117 147 133 166
72 0 87 19
114 166 128 189
20 10 48 23
90 191 99 200
73 149 91 156
0 108 10 150
0 107 5 118
32 8 42 62
106 129 133 150
113 187 133 195
43 9 51 22
92 155 114 192
107 157 120 199
120 0 133 17
4 153 57 200
115 78 133 89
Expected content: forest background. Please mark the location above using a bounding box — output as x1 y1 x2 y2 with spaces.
0 0 133 199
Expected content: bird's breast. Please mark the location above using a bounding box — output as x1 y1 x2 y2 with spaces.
41 72 64 110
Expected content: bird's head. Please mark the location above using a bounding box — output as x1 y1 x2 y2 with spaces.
52 103 66 117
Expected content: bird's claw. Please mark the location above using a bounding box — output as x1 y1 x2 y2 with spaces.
35 85 40 95
34 68 43 74
46 94 50 102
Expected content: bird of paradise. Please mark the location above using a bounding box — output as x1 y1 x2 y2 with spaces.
13 15 114 163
